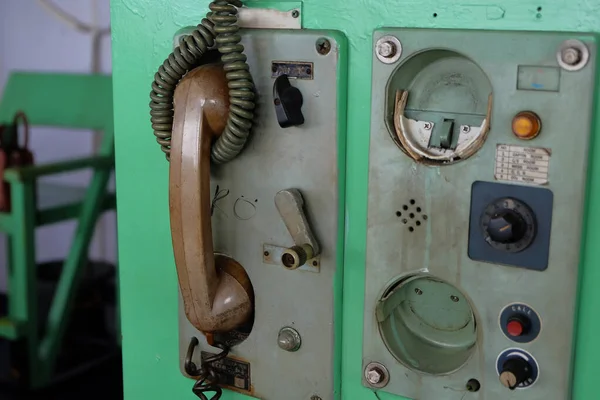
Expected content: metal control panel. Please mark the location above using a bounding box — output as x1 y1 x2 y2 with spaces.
174 29 346 400
362 29 596 399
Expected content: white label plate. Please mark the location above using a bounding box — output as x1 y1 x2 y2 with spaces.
494 144 550 185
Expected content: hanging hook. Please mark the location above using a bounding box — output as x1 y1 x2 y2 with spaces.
184 336 231 400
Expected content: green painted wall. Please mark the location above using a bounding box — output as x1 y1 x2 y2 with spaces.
111 1 600 399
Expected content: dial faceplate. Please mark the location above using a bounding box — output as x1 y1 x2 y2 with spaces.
481 198 536 253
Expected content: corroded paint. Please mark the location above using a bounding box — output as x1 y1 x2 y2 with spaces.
111 1 600 399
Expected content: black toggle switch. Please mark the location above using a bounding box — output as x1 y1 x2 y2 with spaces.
273 74 304 128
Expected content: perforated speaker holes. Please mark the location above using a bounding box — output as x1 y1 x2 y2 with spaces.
395 199 427 232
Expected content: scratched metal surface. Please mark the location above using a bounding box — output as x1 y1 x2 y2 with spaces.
363 29 596 400
175 30 342 400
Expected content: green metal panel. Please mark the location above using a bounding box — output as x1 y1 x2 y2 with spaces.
110 1 600 399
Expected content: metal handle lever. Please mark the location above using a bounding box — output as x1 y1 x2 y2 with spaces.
275 189 320 270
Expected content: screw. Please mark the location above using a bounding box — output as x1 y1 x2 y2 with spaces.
461 125 471 133
377 41 396 59
415 288 423 295
312 260 318 267
264 251 270 257
423 122 432 130
316 38 331 55
375 36 402 64
311 397 322 400
364 362 389 388
291 10 300 18
561 47 581 66
367 369 383 384
451 295 460 302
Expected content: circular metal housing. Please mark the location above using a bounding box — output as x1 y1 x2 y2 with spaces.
376 36 402 64
385 50 492 165
376 274 478 375
364 362 390 388
557 39 589 71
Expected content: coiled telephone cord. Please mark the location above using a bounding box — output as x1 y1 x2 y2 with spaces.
149 0 255 164
185 337 231 400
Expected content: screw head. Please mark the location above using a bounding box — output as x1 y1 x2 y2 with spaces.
423 122 432 130
375 36 402 64
451 295 460 302
461 125 471 133
557 39 589 71
561 47 581 65
377 41 396 58
291 9 300 18
316 38 331 55
367 369 383 384
364 362 390 388
310 396 322 400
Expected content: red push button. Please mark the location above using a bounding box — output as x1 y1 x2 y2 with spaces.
507 320 524 337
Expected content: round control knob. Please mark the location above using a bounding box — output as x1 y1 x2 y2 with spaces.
499 357 534 390
481 198 536 253
487 210 527 244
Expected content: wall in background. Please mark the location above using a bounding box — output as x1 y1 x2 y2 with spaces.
0 0 115 292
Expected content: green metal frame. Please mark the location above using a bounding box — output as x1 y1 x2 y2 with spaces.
112 1 600 400
0 72 116 388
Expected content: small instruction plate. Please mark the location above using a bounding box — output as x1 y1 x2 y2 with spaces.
494 144 550 185
201 351 252 394
271 61 314 79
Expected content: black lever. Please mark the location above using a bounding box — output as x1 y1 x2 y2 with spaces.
273 75 304 128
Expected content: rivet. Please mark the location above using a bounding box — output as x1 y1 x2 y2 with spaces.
278 327 302 352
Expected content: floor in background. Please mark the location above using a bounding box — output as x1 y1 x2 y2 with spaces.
0 349 123 400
